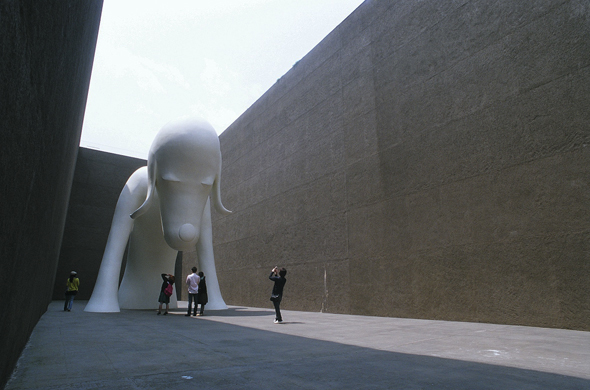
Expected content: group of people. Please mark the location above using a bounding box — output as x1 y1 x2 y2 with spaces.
158 267 208 316
63 265 288 324
157 265 287 323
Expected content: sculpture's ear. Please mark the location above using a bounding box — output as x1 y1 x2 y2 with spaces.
130 160 156 219
211 161 232 215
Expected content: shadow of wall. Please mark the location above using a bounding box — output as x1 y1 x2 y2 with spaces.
0 1 103 388
213 1 590 330
54 148 146 300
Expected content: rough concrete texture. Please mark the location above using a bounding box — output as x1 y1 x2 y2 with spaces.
6 301 590 389
54 148 146 300
0 1 103 388
213 0 590 330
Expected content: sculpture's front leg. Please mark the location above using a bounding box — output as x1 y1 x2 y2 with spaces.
85 168 148 312
117 189 179 309
196 197 227 310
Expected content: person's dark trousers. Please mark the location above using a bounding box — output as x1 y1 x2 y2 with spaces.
273 299 282 321
199 304 205 315
187 293 198 315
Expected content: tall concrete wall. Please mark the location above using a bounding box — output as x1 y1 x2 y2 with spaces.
0 1 103 387
54 148 146 301
213 0 590 330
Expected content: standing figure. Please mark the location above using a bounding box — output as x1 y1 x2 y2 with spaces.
64 271 80 311
186 267 200 316
197 271 208 316
157 273 174 315
269 267 287 324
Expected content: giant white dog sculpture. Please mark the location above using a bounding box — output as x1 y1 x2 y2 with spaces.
85 117 231 312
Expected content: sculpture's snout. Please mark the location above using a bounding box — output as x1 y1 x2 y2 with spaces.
179 223 198 242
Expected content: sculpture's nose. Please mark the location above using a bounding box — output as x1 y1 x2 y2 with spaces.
179 223 198 242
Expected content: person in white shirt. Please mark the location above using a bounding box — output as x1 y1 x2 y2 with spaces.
185 267 200 316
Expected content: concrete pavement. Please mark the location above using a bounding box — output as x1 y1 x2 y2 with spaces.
6 301 590 389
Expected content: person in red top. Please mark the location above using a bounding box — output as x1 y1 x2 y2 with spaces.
157 273 174 315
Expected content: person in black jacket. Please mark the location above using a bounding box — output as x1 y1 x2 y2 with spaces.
196 271 208 316
269 266 287 323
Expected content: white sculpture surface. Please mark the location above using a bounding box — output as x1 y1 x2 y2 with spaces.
85 117 231 312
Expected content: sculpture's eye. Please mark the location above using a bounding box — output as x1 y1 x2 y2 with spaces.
160 172 182 182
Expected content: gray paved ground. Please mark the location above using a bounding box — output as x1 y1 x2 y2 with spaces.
6 301 590 389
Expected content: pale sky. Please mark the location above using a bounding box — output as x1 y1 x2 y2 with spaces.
80 0 365 159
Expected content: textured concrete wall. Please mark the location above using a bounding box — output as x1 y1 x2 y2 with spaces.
0 1 103 387
213 0 590 330
54 148 146 300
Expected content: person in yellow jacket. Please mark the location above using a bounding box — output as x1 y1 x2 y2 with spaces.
64 271 79 311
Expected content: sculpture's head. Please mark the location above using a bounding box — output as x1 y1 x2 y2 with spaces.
130 117 231 250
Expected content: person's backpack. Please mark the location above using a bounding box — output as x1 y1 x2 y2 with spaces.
164 283 173 297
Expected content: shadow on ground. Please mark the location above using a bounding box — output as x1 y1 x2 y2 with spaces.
179 306 273 317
